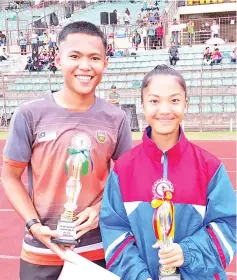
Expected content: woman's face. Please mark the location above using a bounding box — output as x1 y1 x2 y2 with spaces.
142 75 187 136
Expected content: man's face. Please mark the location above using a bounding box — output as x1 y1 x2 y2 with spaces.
112 88 116 93
56 33 108 96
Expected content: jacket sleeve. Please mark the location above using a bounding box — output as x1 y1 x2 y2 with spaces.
100 169 152 280
179 163 236 276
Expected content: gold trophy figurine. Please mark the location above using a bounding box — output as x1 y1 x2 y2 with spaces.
52 154 83 245
151 179 181 280
156 201 181 280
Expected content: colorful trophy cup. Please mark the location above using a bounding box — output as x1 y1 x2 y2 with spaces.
52 134 92 245
151 179 181 280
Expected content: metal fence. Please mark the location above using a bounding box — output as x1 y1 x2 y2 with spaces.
0 65 236 132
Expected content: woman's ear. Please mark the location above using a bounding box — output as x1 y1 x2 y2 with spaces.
185 97 188 109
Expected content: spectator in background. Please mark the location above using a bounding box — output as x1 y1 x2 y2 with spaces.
154 9 159 21
169 42 179 66
136 13 143 25
48 61 57 73
203 46 212 65
108 85 120 107
48 50 55 63
0 47 9 62
230 47 236 63
125 8 130 16
39 49 49 66
141 24 148 50
171 18 179 46
211 20 219 38
157 21 163 49
0 31 6 46
39 32 48 47
24 56 33 71
229 36 234 43
212 48 222 64
134 31 141 51
200 23 207 44
187 19 194 47
31 30 38 51
49 30 57 48
149 13 156 23
106 44 114 57
148 22 156 49
123 11 131 25
18 31 27 55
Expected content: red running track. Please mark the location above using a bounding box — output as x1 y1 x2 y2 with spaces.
0 140 236 280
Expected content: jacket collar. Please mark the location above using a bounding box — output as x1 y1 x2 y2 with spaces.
142 126 188 164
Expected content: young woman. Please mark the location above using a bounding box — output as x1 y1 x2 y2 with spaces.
100 65 236 280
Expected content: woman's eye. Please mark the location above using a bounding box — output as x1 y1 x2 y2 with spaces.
149 100 158 104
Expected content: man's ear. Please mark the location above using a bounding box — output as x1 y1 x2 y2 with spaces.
104 56 109 72
54 52 62 70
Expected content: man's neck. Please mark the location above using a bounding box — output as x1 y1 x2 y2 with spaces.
54 88 96 112
151 128 179 152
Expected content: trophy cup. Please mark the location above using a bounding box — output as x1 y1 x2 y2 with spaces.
151 179 181 280
52 134 92 245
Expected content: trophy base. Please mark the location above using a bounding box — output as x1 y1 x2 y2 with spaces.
52 218 78 246
51 237 78 246
159 273 181 280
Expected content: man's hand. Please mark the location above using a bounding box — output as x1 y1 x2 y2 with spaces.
30 223 67 260
73 202 101 240
153 243 184 268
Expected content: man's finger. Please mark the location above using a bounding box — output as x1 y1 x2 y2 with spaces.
75 215 98 232
40 226 59 238
74 228 90 240
74 212 89 226
47 242 65 260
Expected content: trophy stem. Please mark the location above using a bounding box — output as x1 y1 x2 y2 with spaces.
61 209 77 222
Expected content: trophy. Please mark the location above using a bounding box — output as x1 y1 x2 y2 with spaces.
151 179 181 280
52 134 92 245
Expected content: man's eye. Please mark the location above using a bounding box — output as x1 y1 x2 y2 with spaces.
92 57 100 61
172 99 180 103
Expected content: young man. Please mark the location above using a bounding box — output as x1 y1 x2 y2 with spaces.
1 21 132 280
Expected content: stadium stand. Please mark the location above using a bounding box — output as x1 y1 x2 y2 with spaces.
0 44 236 131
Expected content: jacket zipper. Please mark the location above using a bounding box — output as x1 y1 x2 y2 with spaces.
161 152 168 180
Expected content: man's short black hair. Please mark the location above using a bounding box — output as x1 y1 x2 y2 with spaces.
58 21 107 51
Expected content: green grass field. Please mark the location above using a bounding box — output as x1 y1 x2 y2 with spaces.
0 131 236 141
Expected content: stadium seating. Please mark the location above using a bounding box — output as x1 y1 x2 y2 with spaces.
71 1 167 26
0 5 61 31
1 44 236 131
